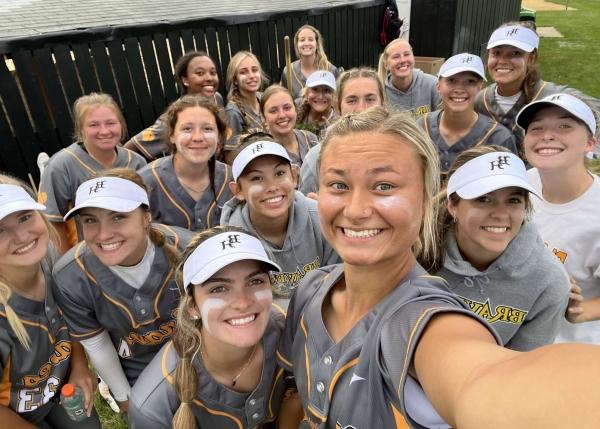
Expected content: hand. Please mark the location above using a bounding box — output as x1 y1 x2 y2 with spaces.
68 343 98 416
306 192 318 201
566 280 585 323
117 399 129 414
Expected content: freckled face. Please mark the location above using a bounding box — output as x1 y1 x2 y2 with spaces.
191 259 273 348
448 187 527 269
318 132 424 268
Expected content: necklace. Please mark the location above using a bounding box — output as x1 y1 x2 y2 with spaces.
177 177 209 195
201 342 259 386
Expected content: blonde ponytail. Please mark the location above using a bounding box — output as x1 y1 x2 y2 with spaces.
0 280 31 350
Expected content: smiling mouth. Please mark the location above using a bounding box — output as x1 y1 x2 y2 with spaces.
450 97 468 103
481 226 509 233
263 195 284 205
14 239 37 254
98 241 123 251
342 228 382 238
227 314 257 326
535 147 563 155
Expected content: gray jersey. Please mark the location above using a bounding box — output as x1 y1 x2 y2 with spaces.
138 156 233 231
475 80 600 152
0 257 71 424
280 61 340 99
298 143 321 195
224 97 264 143
129 309 287 429
385 69 441 118
220 191 340 304
418 110 517 173
52 224 192 385
436 222 570 351
125 93 224 162
289 129 319 168
39 142 147 241
278 264 500 429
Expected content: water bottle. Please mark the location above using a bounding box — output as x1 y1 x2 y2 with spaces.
60 383 88 421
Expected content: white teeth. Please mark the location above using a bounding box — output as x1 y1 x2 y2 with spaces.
343 228 381 238
228 314 256 326
14 240 36 254
264 196 284 204
452 98 467 102
536 148 562 155
482 227 508 233
99 241 123 251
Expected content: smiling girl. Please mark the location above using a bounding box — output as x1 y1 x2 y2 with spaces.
475 23 599 152
425 147 569 350
225 51 266 143
52 170 192 412
518 93 600 344
125 51 224 162
277 106 600 429
220 137 338 307
0 176 101 428
39 93 146 253
129 226 290 428
280 24 339 100
377 38 440 118
260 84 318 167
138 95 232 231
417 53 516 175
296 71 338 139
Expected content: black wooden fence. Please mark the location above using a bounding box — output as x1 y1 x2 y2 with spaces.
0 0 519 183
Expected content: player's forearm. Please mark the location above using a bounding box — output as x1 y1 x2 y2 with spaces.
0 406 37 428
579 296 600 322
454 343 600 428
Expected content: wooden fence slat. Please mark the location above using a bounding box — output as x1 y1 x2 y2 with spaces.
228 25 241 57
106 39 143 132
124 37 156 126
71 43 100 93
139 35 166 115
181 29 195 52
154 33 178 103
89 41 119 99
32 47 73 145
167 31 184 64
11 50 61 155
53 45 83 107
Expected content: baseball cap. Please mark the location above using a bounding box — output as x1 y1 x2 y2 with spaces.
515 93 597 136
232 140 291 181
447 152 540 199
306 70 336 91
438 53 486 81
0 184 46 221
183 231 281 288
487 25 539 53
64 177 149 220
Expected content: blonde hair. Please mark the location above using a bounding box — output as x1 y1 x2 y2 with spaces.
0 173 58 350
171 225 262 429
72 92 127 143
320 106 440 263
423 145 530 272
377 39 413 84
296 81 336 125
90 168 180 272
336 67 386 112
293 24 333 71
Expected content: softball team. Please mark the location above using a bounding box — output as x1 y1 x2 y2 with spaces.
125 51 224 162
138 95 232 231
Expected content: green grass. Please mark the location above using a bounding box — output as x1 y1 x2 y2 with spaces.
535 0 600 98
94 392 128 429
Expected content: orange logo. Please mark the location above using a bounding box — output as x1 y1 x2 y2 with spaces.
38 191 48 204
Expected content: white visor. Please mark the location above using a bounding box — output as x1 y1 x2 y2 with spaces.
487 25 539 53
64 177 149 220
438 53 486 81
183 231 281 288
0 184 46 221
306 70 336 91
232 140 291 181
447 152 540 199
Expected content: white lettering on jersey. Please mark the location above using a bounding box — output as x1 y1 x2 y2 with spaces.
349 373 366 386
118 339 132 358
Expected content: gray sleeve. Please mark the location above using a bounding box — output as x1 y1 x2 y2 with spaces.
129 392 172 429
487 124 518 155
52 265 103 339
39 154 72 222
299 145 320 195
225 105 245 137
124 116 169 161
505 266 570 351
431 79 441 111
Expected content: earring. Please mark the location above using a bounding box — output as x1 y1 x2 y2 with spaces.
191 314 200 320
453 216 457 223
183 82 189 87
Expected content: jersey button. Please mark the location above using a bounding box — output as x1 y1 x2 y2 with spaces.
323 356 333 366
316 382 325 393
252 412 260 420
140 309 147 315
135 296 141 302
249 399 256 406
